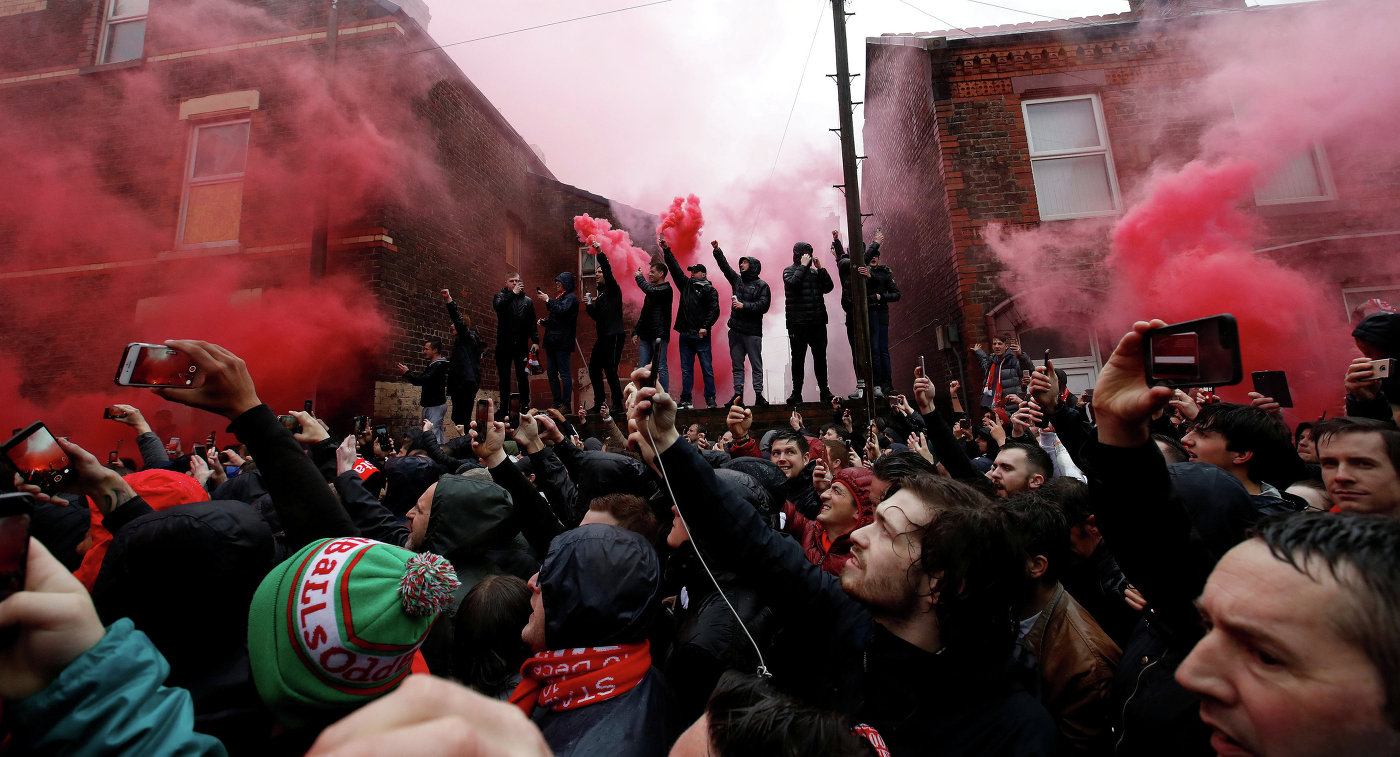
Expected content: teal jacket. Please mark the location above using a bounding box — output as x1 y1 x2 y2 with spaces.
8 618 227 756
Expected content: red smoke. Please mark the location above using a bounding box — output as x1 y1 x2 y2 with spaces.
658 194 705 258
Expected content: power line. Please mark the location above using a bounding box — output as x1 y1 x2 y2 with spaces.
405 0 676 55
740 0 828 257
893 0 978 37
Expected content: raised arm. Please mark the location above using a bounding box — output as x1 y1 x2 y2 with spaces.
711 243 738 285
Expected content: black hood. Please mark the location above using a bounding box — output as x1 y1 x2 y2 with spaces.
1168 462 1260 560
424 474 537 595
714 468 779 530
575 450 654 506
1353 312 1400 357
382 454 445 518
540 524 661 649
739 256 762 279
792 241 813 263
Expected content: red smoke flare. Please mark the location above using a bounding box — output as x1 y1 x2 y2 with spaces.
658 194 705 258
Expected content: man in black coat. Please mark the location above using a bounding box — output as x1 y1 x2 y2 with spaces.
782 241 835 404
440 288 485 428
537 272 580 410
584 242 626 414
712 240 771 406
397 338 450 444
493 271 538 414
662 238 720 409
834 230 901 398
633 260 674 392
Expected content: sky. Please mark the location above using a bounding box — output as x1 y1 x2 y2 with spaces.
425 0 1297 222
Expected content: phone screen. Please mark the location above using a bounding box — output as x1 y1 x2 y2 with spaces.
373 425 389 447
192 444 208 461
1250 370 1295 408
0 493 32 602
115 343 203 388
353 416 370 434
508 395 521 429
1143 315 1242 389
1 423 71 493
476 400 490 429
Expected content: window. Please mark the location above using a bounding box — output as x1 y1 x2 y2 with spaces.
178 120 250 246
1022 94 1122 220
99 0 147 64
505 214 525 267
1255 144 1335 205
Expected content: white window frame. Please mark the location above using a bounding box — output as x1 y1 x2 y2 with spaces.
176 118 250 248
98 0 148 64
1253 143 1337 206
1021 94 1123 221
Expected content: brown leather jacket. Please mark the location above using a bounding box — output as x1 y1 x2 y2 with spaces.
1022 583 1122 756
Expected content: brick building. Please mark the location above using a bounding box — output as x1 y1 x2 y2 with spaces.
0 0 651 434
860 0 1400 402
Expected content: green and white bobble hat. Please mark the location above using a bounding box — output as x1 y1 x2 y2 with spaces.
248 536 460 726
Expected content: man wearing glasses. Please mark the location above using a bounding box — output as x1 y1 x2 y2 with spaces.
493 271 539 414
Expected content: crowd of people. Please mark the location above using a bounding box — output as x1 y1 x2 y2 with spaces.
4 286 1400 755
400 233 902 426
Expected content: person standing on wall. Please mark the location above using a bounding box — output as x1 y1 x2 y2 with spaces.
537 272 580 411
711 239 771 406
397 338 449 444
782 241 835 404
584 240 626 415
661 235 720 409
493 271 538 416
440 288 486 428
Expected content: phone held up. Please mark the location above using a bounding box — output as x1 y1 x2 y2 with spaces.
1250 370 1295 408
114 343 204 388
0 492 33 602
1 422 72 494
638 339 662 390
1142 314 1243 389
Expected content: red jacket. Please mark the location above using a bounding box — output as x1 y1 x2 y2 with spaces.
782 500 856 576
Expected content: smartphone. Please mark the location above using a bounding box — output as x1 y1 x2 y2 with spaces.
536 287 545 295
102 406 126 420
1 423 72 494
114 342 204 388
0 493 32 602
639 339 662 389
475 399 490 429
919 355 927 376
353 416 370 434
167 437 181 455
508 394 521 429
277 415 302 433
585 293 593 305
1142 314 1243 389
304 399 314 414
218 450 231 464
1371 358 1396 379
192 443 208 461
1044 349 1052 370
107 450 120 466
372 425 390 449
1250 370 1294 408
206 431 216 447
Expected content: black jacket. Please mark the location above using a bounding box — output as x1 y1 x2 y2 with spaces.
541 272 580 352
493 288 539 351
662 246 720 335
403 357 449 407
533 525 674 757
446 301 486 390
586 252 625 337
782 243 834 326
660 439 1055 756
712 247 770 336
834 240 902 316
633 268 674 340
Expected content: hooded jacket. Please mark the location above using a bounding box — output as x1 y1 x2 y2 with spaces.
93 500 278 753
493 286 539 350
633 265 674 341
533 525 674 757
833 240 902 317
662 245 720 335
780 466 874 575
782 242 834 326
712 246 771 337
446 300 486 390
541 272 581 351
417 475 540 675
585 251 625 337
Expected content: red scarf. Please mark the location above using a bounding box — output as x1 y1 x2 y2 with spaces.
983 352 1008 406
509 642 651 715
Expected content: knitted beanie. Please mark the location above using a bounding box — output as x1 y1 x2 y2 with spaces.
248 536 459 727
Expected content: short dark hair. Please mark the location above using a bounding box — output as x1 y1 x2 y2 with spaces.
1153 433 1190 464
1256 513 1400 729
767 429 809 456
870 451 939 498
706 671 874 757
588 493 661 547
1192 402 1294 482
452 575 532 698
1313 417 1400 475
1038 476 1091 525
1294 422 1314 446
820 422 845 438
688 423 707 436
1000 441 1053 480
1003 492 1071 584
899 475 1021 662
425 338 444 354
650 261 667 276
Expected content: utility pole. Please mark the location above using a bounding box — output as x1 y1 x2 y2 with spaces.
309 0 339 280
829 0 876 417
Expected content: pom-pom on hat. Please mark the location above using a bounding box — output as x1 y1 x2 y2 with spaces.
248 537 459 727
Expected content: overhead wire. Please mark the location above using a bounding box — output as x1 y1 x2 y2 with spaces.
404 0 676 54
739 0 829 258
